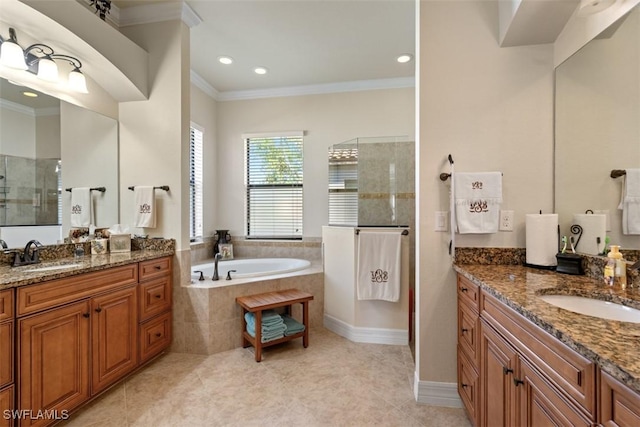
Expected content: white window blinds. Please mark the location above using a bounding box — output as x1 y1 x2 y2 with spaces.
245 134 303 239
190 124 204 240
328 147 358 226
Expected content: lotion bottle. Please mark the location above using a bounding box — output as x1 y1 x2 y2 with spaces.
604 248 615 286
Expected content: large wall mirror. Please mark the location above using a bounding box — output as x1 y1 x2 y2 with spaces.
0 77 119 248
555 4 640 252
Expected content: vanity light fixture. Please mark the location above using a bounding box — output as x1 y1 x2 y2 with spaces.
0 28 88 93
218 56 234 65
397 54 413 63
254 66 268 75
577 0 616 16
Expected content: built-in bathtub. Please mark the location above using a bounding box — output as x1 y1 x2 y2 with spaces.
190 257 314 286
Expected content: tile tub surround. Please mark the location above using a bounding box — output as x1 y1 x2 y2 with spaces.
454 263 640 393
190 237 322 264
171 267 324 355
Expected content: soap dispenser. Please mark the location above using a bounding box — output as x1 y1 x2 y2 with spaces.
605 245 627 287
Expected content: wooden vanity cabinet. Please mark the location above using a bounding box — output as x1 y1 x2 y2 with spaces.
457 275 480 425
15 257 172 427
599 371 640 426
137 257 172 363
0 289 15 427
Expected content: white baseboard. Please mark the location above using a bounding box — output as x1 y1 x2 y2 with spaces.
323 314 408 345
413 371 463 408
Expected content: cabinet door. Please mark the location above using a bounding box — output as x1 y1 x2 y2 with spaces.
519 360 592 427
458 346 480 426
19 301 91 427
1 385 14 427
91 286 138 394
599 371 640 427
479 321 518 427
0 321 13 389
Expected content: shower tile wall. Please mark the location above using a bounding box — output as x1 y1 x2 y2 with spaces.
357 141 415 228
0 155 59 226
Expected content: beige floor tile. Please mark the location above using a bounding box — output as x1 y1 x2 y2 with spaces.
59 328 469 427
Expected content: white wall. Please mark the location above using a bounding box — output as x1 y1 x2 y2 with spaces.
417 0 554 387
216 88 415 238
35 112 61 159
0 106 36 158
119 20 190 250
190 83 217 239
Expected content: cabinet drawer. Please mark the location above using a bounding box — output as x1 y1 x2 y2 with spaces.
481 291 596 419
0 321 13 389
458 297 479 366
139 257 172 281
139 312 172 363
599 371 640 427
17 264 137 316
458 275 479 312
458 345 479 425
138 276 172 322
0 289 13 321
0 385 14 427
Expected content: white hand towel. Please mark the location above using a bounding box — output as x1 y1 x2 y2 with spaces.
619 169 640 235
357 231 402 302
70 187 92 227
133 186 156 228
454 172 502 234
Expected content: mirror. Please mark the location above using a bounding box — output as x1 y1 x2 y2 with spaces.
0 77 119 248
555 4 640 252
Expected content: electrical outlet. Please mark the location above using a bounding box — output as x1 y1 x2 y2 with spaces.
435 211 448 232
499 210 514 231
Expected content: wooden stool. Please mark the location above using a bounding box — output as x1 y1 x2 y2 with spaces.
236 289 314 362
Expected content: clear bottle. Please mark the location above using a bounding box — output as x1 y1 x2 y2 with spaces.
605 245 627 288
604 250 615 286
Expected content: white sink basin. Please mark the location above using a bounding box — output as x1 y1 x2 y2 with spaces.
25 263 82 272
539 295 640 323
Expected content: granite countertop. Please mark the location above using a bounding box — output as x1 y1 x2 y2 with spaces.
454 264 640 394
0 249 174 290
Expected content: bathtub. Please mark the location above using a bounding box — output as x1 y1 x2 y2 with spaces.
191 258 312 283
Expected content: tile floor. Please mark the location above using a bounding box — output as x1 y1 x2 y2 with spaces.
60 328 471 426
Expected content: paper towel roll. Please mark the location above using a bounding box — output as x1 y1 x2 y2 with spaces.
526 214 558 267
572 214 606 255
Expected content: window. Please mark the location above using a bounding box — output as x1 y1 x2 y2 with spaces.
328 147 358 226
245 133 303 239
190 124 203 240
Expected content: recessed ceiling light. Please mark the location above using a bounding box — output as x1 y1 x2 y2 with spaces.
218 56 233 65
254 67 268 75
22 91 38 98
397 54 413 63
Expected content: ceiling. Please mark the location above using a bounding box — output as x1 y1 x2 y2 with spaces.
114 0 416 95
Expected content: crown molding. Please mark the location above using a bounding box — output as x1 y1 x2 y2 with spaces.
190 70 219 100
216 77 415 102
0 99 35 116
118 1 202 28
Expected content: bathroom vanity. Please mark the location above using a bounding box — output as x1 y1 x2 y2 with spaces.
0 250 173 427
456 265 640 427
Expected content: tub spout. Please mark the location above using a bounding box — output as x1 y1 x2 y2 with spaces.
212 253 221 281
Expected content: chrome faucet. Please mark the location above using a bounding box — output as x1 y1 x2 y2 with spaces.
212 253 222 281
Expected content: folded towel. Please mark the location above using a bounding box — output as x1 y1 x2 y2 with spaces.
619 169 640 235
246 323 286 343
244 311 283 328
282 314 305 336
133 186 156 228
70 187 93 227
356 231 402 302
454 172 502 234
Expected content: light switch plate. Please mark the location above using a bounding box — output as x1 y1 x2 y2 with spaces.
435 211 448 232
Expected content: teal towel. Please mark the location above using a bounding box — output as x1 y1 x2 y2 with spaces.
246 324 285 343
282 314 305 336
244 311 283 328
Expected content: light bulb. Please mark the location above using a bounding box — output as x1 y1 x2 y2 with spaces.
68 68 88 93
37 57 59 82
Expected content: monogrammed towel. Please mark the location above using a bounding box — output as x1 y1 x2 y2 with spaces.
70 187 92 227
619 169 640 235
133 186 156 228
356 231 401 302
454 172 502 234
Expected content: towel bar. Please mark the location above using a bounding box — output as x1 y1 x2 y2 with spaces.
610 169 626 178
65 187 106 192
127 185 170 192
355 228 409 235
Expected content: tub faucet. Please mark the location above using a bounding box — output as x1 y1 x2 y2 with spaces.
212 253 221 281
